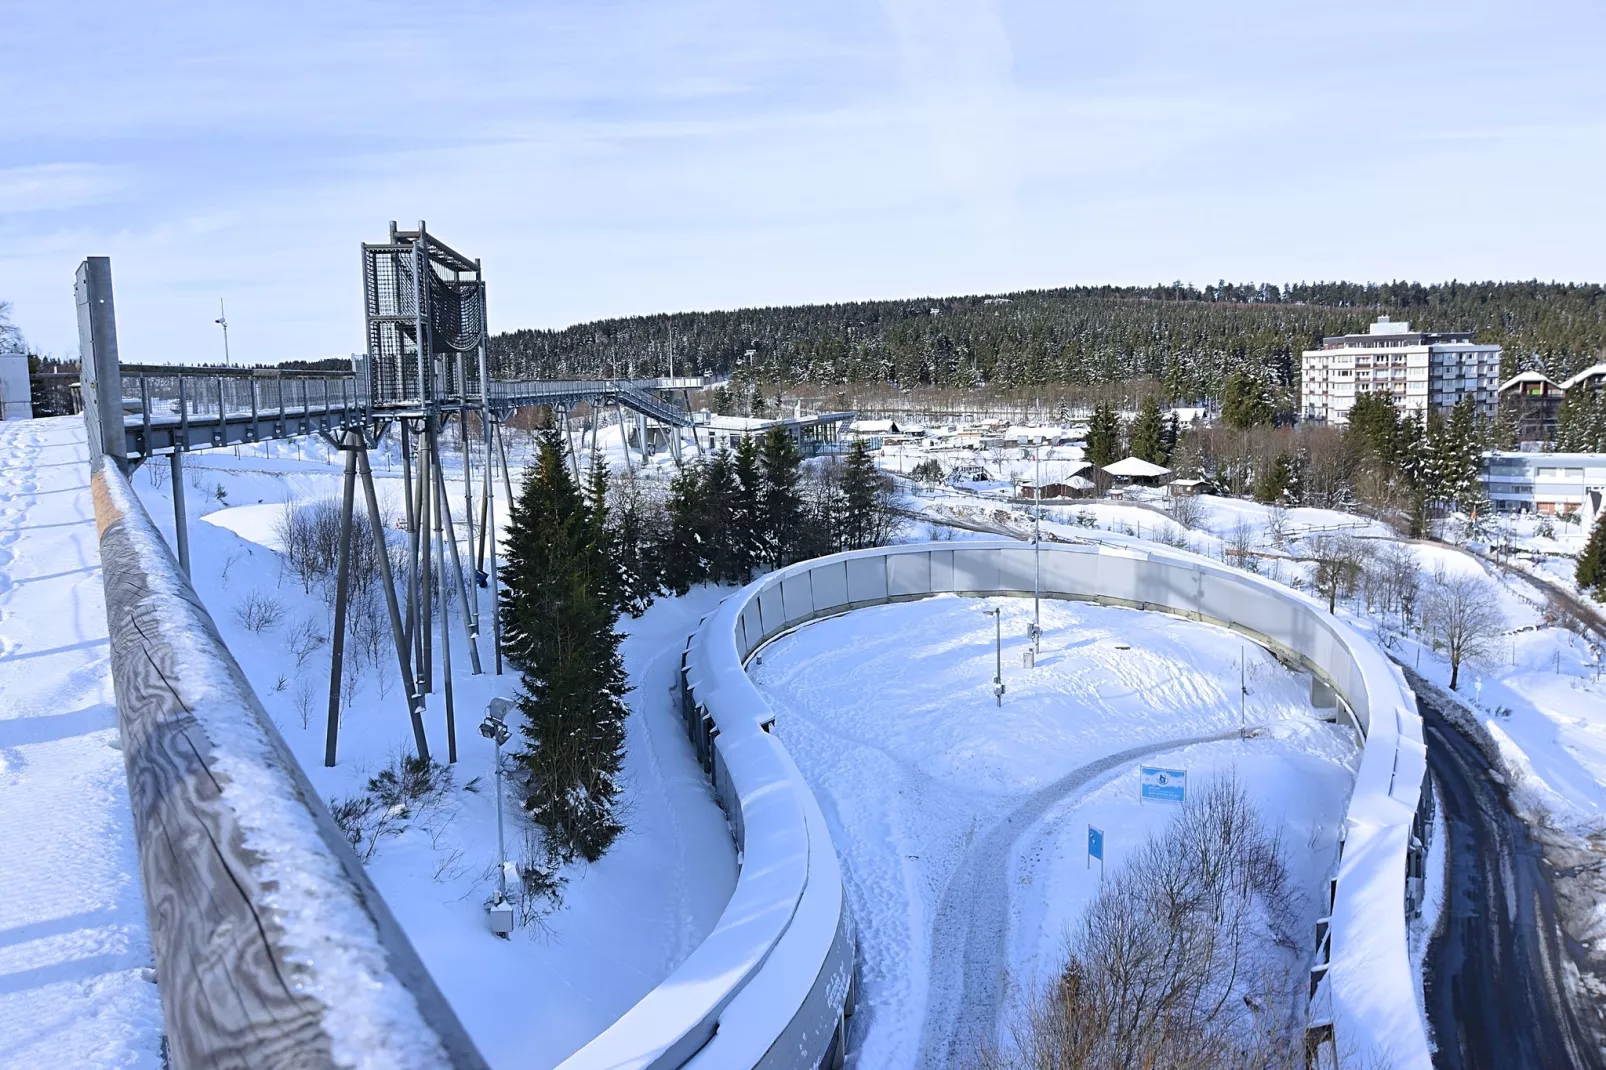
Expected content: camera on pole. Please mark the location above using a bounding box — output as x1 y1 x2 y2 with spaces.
482 696 515 936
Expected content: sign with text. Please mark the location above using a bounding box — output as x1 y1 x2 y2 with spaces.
1140 766 1187 803
1087 825 1104 862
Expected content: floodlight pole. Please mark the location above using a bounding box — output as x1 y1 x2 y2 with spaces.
214 299 231 368
482 697 514 902
990 607 1005 706
1031 446 1042 656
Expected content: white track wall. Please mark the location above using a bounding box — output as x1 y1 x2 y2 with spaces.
567 540 1431 1070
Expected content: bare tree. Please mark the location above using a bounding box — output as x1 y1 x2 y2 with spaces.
1304 533 1367 614
980 777 1303 1070
1422 567 1506 690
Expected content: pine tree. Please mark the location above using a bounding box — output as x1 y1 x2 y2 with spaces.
1252 453 1293 504
499 429 631 865
1085 403 1122 467
758 427 803 567
1221 371 1273 430
732 435 764 580
1578 510 1606 599
661 461 709 594
839 439 891 551
1128 396 1167 465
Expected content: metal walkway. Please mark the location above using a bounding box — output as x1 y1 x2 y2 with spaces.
114 364 709 461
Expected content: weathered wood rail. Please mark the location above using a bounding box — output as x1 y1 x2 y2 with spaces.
91 455 489 1070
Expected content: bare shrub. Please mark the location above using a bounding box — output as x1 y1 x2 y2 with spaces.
983 777 1304 1070
328 754 454 863
1167 493 1203 529
1227 520 1261 573
275 497 389 593
294 680 314 730
234 590 284 633
285 616 326 666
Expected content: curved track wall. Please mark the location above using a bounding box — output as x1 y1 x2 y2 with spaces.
625 540 1429 1070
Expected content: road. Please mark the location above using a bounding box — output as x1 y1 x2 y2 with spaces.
1417 687 1606 1070
915 728 1249 1068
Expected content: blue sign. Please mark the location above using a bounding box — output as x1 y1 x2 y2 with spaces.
1087 825 1104 862
1140 766 1187 803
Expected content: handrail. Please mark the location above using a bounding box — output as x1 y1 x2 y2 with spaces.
90 455 488 1070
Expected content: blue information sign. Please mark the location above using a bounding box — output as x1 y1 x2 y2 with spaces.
1140 766 1187 803
1087 825 1104 862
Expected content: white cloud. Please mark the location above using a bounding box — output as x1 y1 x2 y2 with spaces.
0 163 132 214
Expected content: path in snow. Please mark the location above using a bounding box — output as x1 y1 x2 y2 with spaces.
916 728 1253 1068
0 417 163 1068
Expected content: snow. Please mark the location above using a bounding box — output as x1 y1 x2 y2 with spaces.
750 594 1356 1067
1101 456 1170 479
0 417 164 1068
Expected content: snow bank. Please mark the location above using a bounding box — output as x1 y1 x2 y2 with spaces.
91 457 484 1070
663 540 1429 1069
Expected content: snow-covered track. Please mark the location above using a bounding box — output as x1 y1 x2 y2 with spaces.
674 541 1431 1070
90 456 487 1070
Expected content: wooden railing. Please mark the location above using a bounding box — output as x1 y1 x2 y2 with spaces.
91 455 488 1070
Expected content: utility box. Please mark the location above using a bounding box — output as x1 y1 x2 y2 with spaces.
487 897 514 937
0 353 31 420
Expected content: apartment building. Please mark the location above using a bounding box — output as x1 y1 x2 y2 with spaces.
1482 450 1606 523
1300 316 1501 424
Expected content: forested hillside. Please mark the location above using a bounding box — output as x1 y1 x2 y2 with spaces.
490 281 1606 401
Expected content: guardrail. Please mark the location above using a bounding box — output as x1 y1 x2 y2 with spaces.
662 541 1429 1070
90 456 488 1070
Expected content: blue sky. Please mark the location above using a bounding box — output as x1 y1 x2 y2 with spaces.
3 0 1603 364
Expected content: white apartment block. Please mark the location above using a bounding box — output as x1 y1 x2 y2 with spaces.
1300 316 1501 424
1482 451 1606 524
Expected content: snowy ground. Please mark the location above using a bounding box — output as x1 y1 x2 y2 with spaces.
0 418 164 1069
899 468 1606 952
160 424 736 1070
750 594 1357 1069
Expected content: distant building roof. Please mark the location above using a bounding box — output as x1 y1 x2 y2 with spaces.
1497 371 1560 393
1560 363 1606 391
1103 456 1172 479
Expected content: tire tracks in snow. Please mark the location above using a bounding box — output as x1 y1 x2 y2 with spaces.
916 728 1253 1069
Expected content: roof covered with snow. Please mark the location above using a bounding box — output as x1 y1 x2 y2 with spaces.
1103 456 1171 479
1561 363 1606 391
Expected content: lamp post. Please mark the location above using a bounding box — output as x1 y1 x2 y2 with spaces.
988 607 1005 706
480 696 514 934
1030 446 1042 657
214 299 231 368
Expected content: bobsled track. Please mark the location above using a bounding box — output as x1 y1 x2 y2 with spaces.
675 541 1433 1070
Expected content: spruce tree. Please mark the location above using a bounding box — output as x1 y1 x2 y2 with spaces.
732 436 764 581
839 439 890 551
758 427 803 567
1577 510 1606 599
1085 403 1122 467
1252 453 1293 504
1221 371 1273 430
499 429 631 865
661 461 709 594
1128 396 1167 465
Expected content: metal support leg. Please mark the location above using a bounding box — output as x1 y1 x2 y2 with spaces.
434 448 483 673
170 450 190 577
637 412 649 465
485 411 503 675
323 437 359 767
432 444 457 763
357 443 429 761
401 422 418 677
459 412 478 631
419 427 434 693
